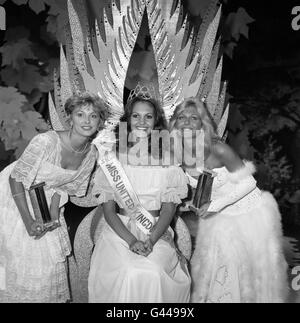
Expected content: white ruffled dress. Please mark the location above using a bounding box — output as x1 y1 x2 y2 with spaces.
0 131 97 303
88 165 191 303
190 162 289 303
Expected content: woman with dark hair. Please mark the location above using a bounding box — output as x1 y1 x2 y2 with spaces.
88 94 191 303
0 92 107 303
115 96 167 160
171 97 288 303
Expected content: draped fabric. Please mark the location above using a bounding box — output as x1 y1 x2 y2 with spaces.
89 165 191 303
0 131 97 303
191 164 289 303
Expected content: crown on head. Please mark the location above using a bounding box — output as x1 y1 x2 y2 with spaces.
127 82 159 104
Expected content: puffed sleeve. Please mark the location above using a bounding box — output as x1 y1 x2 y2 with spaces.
161 166 188 204
10 132 54 190
92 166 115 204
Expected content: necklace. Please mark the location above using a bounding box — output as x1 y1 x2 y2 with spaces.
63 131 89 154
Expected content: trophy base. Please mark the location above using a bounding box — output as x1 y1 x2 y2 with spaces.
44 219 61 230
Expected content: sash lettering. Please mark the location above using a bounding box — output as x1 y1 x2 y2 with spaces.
99 152 155 235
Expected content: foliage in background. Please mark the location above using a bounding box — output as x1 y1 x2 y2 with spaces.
227 65 300 215
0 0 69 158
0 0 297 221
0 0 254 160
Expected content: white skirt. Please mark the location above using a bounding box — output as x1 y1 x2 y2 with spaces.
88 214 191 303
190 192 289 303
0 164 71 303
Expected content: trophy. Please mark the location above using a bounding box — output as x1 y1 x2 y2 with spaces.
29 182 59 230
193 170 214 209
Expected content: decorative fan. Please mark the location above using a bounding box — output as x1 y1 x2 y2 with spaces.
49 0 146 131
49 0 229 138
49 0 230 208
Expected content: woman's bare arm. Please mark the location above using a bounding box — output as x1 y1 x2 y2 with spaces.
103 200 138 248
9 176 38 236
150 202 176 246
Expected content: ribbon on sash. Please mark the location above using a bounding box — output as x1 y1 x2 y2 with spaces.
98 151 155 236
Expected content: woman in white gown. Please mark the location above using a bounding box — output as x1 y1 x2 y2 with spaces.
0 93 106 303
88 95 191 303
169 97 289 303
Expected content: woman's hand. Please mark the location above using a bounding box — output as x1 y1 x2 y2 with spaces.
27 221 48 240
47 219 61 232
189 203 217 218
30 218 61 239
143 239 154 257
130 240 148 256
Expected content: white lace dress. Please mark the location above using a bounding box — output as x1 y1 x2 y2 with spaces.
190 163 288 303
88 165 191 303
0 131 97 303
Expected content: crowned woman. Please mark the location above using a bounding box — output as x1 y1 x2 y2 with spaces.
88 86 191 303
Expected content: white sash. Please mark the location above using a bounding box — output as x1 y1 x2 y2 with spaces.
98 152 155 236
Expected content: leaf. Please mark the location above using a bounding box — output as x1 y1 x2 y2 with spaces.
7 0 46 14
23 110 49 131
1 65 43 93
45 0 68 44
0 86 49 157
28 0 46 14
0 86 27 106
0 38 37 70
223 41 237 59
224 7 255 42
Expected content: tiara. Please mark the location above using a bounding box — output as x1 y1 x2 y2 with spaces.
127 83 159 104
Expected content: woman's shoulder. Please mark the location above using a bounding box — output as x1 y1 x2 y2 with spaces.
210 141 244 172
34 130 58 142
211 140 232 158
26 130 59 150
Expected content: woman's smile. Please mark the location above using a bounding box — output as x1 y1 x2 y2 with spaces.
130 102 155 137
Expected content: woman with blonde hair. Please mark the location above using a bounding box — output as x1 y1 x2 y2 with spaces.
0 92 107 303
170 97 288 303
